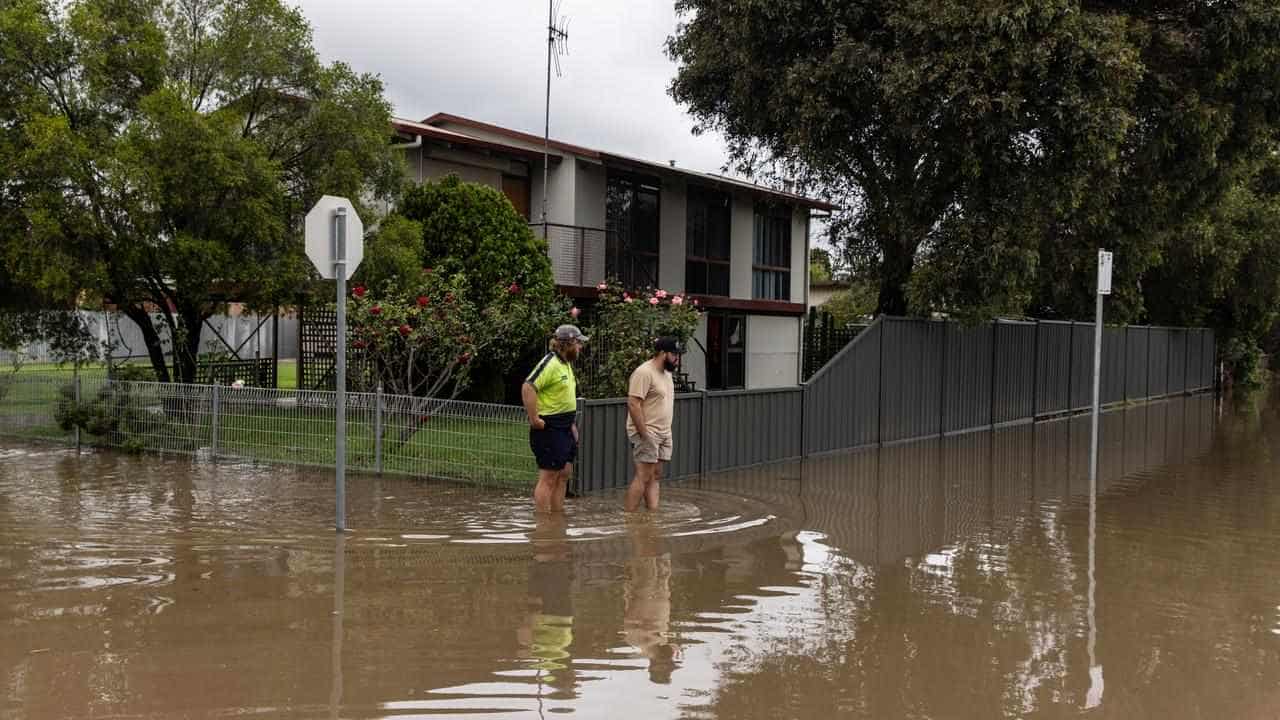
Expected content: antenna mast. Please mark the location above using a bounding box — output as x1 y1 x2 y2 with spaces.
542 0 569 225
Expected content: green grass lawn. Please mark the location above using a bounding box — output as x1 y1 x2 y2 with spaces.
276 359 297 389
0 377 535 487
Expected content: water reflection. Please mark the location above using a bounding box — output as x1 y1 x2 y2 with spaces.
7 393 1280 720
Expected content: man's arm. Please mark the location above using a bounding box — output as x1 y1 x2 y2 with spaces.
627 396 648 441
522 382 545 430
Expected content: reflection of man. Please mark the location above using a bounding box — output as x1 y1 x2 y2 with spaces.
624 516 677 684
519 513 575 679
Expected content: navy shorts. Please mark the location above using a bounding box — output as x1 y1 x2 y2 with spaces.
530 413 577 471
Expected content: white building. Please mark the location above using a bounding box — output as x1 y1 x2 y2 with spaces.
390 113 835 391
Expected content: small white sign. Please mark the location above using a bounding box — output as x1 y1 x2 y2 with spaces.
304 195 364 280
1097 250 1113 295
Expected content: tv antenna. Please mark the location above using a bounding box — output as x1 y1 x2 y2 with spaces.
541 0 569 224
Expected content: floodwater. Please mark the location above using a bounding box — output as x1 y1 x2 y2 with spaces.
3 393 1279 719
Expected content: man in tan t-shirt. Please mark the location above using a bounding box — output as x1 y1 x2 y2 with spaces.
625 337 681 511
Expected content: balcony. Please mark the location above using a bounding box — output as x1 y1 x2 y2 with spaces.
530 223 605 288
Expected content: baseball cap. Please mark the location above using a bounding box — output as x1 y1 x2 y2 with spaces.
655 336 683 354
555 324 589 342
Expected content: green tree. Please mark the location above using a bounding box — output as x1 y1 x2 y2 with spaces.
809 247 834 284
358 176 566 400
584 282 701 399
669 0 1140 316
0 0 402 384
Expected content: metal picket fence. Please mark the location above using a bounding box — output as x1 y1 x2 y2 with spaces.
0 374 536 487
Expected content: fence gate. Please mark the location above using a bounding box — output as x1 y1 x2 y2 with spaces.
195 312 280 388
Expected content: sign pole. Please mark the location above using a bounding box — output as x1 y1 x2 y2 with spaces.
334 206 347 532
1089 249 1111 493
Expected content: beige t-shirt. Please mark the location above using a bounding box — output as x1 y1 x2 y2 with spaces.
626 361 675 435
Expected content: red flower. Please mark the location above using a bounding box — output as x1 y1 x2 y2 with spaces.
459 352 473 365
508 282 522 295
352 285 367 298
423 267 433 274
352 340 368 349
398 324 412 337
416 296 430 307
369 305 382 315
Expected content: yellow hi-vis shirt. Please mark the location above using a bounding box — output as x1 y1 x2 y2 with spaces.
526 352 577 417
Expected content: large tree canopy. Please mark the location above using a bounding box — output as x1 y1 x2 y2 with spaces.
0 0 402 382
668 0 1280 375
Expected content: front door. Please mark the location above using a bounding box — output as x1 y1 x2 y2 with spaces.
502 175 531 220
706 313 746 390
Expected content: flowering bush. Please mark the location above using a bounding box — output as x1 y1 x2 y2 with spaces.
347 269 535 400
584 281 702 398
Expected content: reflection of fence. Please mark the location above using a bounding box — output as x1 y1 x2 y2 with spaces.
0 377 535 486
579 317 1217 490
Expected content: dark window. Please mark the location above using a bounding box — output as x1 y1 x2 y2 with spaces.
685 186 731 296
753 203 792 300
706 312 747 390
606 173 661 289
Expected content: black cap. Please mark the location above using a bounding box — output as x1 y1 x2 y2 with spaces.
654 336 683 354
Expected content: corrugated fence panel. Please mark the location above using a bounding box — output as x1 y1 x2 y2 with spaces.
1148 327 1170 397
1070 322 1094 412
1202 330 1217 390
579 399 629 492
670 395 703 480
1168 328 1188 395
705 388 802 472
1036 322 1073 416
993 321 1036 424
1125 327 1150 400
804 320 881 455
943 322 994 434
880 319 945 443
1102 326 1127 404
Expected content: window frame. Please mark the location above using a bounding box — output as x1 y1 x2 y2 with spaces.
685 185 733 297
606 171 662 290
752 202 794 301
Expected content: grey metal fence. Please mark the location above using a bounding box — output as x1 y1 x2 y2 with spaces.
578 316 1215 491
0 375 536 487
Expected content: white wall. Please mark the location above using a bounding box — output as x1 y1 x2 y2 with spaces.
659 177 687 293
791 208 809 304
419 156 503 190
746 315 801 389
530 157 577 225
682 314 709 391
729 192 755 300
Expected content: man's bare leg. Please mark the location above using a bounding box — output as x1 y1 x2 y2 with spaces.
534 469 562 513
626 462 654 512
551 464 572 513
645 462 662 510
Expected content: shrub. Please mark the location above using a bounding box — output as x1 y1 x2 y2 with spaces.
584 281 702 398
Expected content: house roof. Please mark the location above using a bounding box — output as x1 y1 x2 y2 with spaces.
417 112 838 211
391 118 562 163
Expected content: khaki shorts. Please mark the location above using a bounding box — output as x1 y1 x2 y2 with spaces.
628 431 673 464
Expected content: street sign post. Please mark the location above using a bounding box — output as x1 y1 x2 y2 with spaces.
305 196 363 532
1087 248 1111 709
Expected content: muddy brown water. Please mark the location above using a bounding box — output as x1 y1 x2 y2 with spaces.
3 393 1279 719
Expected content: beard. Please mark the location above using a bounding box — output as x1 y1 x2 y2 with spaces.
663 358 678 372
562 345 580 363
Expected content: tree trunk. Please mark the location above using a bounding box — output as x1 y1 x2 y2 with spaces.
173 309 207 385
876 237 916 316
123 306 171 383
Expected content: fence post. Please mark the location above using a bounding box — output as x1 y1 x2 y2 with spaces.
699 390 709 478
74 368 81 454
210 384 220 460
374 382 384 475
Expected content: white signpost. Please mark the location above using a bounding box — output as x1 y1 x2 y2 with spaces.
305 196 363 532
1087 249 1111 709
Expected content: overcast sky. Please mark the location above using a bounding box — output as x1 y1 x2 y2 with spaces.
294 0 733 176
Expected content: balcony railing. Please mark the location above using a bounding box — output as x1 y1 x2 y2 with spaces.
530 223 605 288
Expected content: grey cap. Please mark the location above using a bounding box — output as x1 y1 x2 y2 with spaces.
555 324 589 342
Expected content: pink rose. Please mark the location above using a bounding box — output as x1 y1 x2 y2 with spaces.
570 307 581 318
597 282 608 291
693 299 700 306
649 297 659 306
655 289 668 299
624 296 634 304
671 295 683 306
